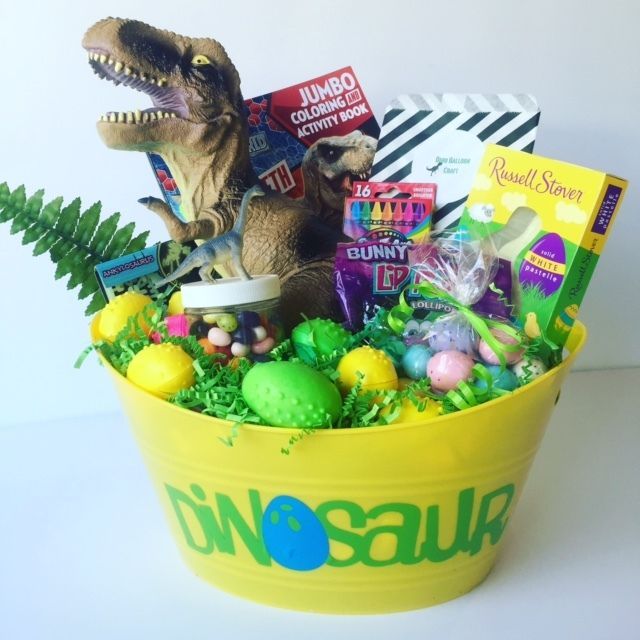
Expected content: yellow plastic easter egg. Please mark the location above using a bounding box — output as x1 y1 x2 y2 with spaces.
167 290 184 316
337 346 398 395
395 397 442 422
126 343 195 399
97 291 153 342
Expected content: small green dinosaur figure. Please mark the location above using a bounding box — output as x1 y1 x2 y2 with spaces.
153 185 262 285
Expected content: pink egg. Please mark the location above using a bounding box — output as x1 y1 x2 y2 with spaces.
251 336 275 354
207 327 232 347
478 329 524 365
427 350 474 393
231 341 251 357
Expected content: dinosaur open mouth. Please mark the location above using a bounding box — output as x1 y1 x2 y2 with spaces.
330 171 368 195
86 49 189 123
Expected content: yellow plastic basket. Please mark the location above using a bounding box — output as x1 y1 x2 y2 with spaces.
102 321 586 613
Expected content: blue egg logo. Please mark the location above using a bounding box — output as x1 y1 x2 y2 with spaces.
262 495 329 571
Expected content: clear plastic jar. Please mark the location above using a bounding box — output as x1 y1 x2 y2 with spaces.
181 275 283 361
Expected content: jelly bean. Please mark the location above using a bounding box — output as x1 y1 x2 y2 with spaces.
233 326 254 345
215 314 238 332
208 327 232 347
198 338 217 355
237 310 261 328
202 313 220 324
189 319 210 339
252 336 275 354
231 342 251 357
252 326 268 342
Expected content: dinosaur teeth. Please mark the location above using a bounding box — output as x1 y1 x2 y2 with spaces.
142 113 149 123
117 112 126 123
109 113 117 123
157 79 166 87
135 109 142 123
149 112 157 121
114 61 123 72
124 66 131 76
99 54 107 64
126 111 134 123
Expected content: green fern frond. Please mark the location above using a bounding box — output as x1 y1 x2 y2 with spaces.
0 183 150 316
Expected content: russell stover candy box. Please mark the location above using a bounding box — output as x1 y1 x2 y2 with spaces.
460 144 627 348
147 67 379 218
343 181 436 243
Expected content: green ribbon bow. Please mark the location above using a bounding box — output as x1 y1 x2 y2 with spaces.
388 281 525 371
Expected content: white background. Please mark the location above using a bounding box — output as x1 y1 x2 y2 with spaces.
0 0 638 426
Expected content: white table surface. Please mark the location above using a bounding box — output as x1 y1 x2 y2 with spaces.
1 368 638 640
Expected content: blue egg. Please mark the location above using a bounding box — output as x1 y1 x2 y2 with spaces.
401 344 433 380
475 365 518 391
262 495 329 571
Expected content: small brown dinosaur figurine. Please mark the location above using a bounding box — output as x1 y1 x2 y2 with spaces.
82 18 374 330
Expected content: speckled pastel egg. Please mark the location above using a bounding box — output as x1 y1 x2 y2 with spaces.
97 291 153 342
475 364 518 391
291 318 352 365
427 316 478 355
126 343 194 398
427 350 475 393
512 357 548 384
478 329 525 365
262 495 329 571
207 327 232 347
337 346 398 395
401 344 434 380
242 361 341 428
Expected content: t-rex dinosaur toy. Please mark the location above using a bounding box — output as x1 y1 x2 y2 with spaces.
300 131 377 230
82 17 359 330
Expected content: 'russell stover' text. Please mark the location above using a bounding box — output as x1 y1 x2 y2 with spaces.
292 71 369 137
489 156 584 203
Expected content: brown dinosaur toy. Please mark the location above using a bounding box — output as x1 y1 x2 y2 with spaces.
82 18 375 330
300 131 377 230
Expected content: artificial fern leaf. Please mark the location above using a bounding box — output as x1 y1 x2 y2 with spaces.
1 184 152 316
0 182 9 206
85 290 107 316
22 223 47 245
33 229 59 256
124 230 151 255
78 276 100 300
55 198 81 236
75 202 101 246
104 221 135 259
90 212 121 254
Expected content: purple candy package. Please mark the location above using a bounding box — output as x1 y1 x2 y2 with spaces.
334 240 514 331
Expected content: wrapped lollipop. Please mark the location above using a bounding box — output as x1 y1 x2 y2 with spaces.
388 229 527 399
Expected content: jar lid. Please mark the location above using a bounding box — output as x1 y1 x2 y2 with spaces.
181 275 281 309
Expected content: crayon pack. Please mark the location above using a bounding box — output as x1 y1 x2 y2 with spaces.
343 181 436 243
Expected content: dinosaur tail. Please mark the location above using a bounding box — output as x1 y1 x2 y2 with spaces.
233 185 265 234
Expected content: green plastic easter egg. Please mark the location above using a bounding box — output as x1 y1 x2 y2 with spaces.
242 361 341 428
291 318 352 365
